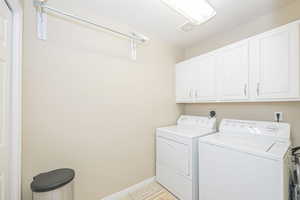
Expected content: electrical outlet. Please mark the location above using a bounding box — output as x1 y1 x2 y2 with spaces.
274 112 283 122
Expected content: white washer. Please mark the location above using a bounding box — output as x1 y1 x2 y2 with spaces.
198 119 291 200
156 115 217 200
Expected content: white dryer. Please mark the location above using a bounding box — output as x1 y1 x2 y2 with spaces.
156 115 217 200
198 119 291 200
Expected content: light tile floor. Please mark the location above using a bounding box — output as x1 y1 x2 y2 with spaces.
120 182 177 200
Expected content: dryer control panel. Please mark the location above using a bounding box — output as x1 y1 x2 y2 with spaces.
177 115 216 130
219 119 290 141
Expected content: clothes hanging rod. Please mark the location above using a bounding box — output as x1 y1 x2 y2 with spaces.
33 0 149 44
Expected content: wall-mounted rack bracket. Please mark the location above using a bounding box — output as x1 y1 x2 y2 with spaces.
32 0 149 60
34 0 48 40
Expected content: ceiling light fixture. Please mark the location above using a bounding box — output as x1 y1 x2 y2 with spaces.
161 0 216 25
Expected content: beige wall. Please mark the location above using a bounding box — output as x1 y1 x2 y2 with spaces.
22 1 183 200
184 0 300 145
22 0 300 199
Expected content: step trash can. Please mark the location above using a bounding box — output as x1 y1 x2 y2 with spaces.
31 168 75 200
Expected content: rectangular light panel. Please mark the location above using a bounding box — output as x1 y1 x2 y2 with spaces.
161 0 216 25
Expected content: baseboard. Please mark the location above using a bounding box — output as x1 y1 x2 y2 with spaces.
102 177 156 200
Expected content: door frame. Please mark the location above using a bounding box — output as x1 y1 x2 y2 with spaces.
4 0 22 200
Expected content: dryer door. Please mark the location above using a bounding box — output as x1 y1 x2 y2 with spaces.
157 137 190 177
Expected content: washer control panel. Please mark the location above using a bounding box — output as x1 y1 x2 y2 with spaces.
220 119 290 141
177 115 216 130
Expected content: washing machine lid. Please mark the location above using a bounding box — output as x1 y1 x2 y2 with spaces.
199 133 289 160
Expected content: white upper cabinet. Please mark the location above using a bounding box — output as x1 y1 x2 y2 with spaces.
175 20 300 103
250 23 300 100
176 54 217 102
216 40 249 101
176 59 196 102
192 54 217 102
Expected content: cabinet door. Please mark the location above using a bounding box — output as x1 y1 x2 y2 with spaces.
176 60 195 102
216 40 249 100
250 23 300 99
192 54 217 101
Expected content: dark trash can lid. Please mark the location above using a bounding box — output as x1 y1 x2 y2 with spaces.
31 168 75 192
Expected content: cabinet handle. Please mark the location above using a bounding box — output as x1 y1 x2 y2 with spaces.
244 84 247 96
256 83 260 96
189 89 193 97
187 89 190 97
